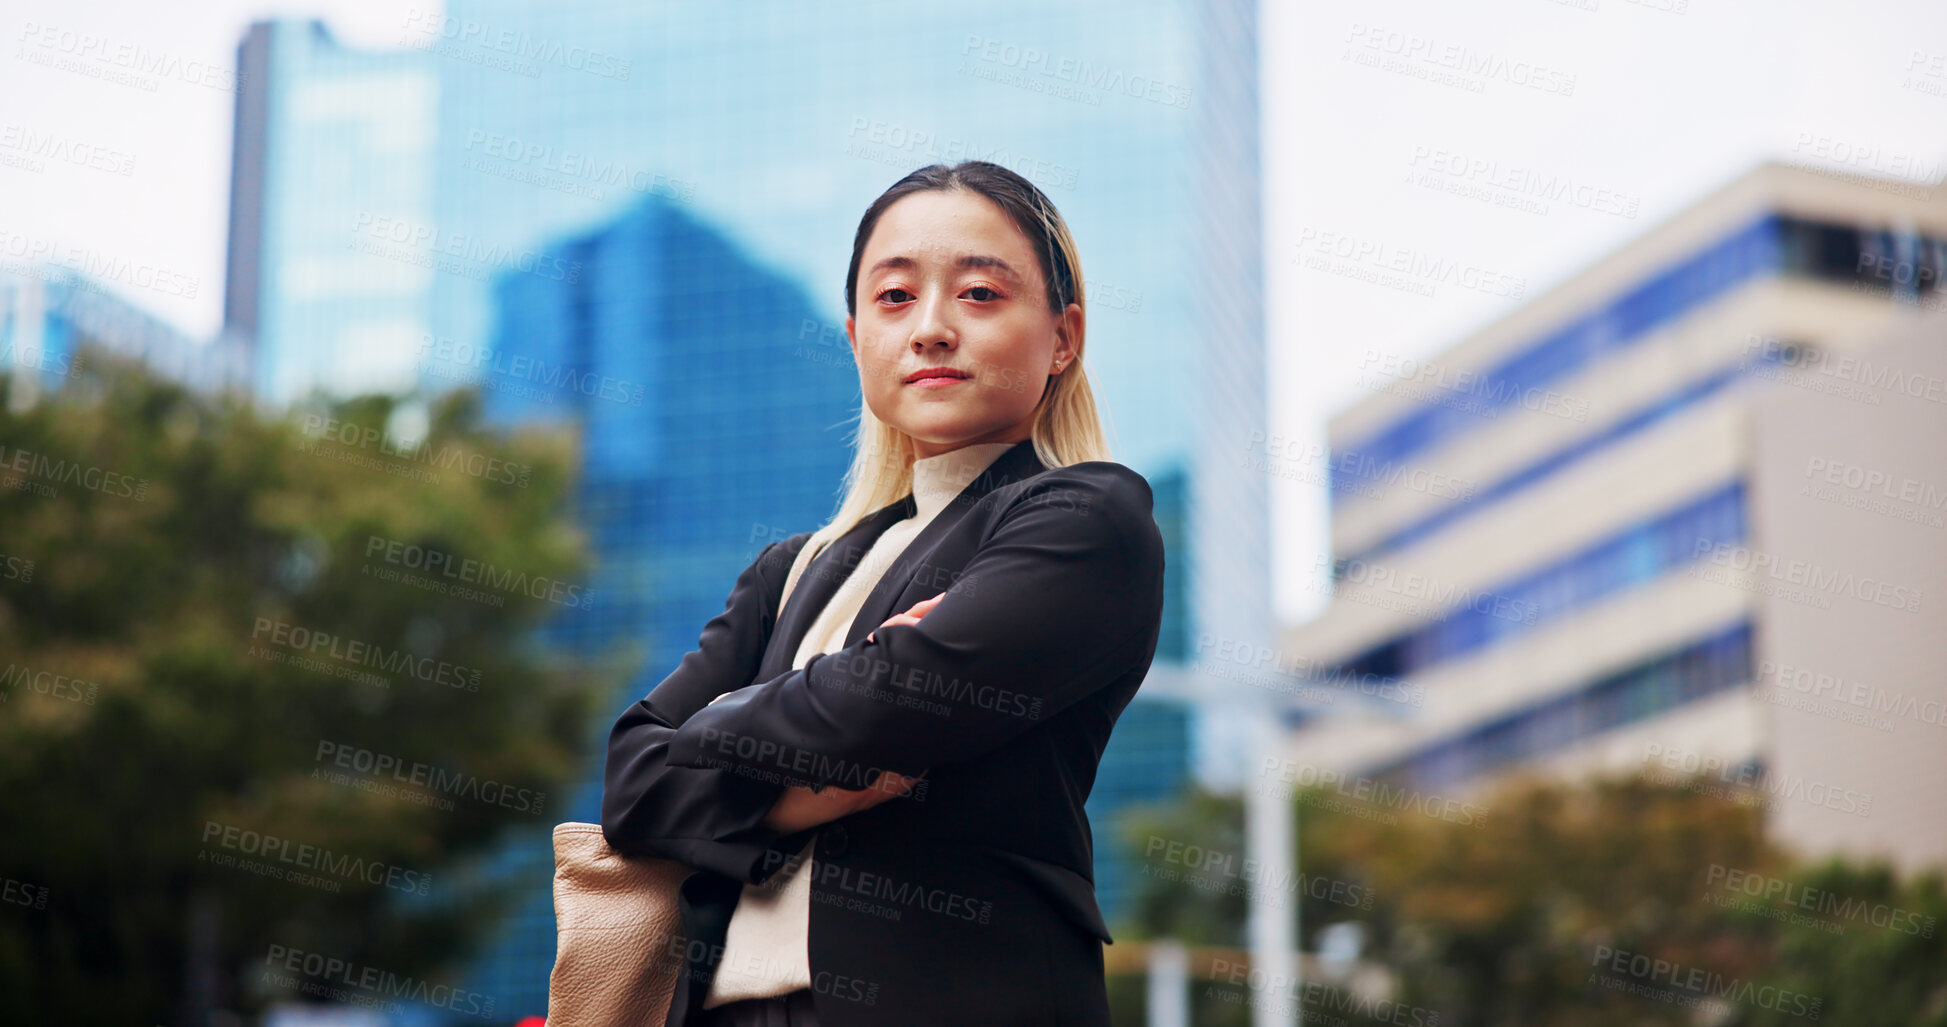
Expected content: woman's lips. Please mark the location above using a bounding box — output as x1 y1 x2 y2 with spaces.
904 369 972 388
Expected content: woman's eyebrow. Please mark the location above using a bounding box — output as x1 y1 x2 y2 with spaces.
867 253 1023 284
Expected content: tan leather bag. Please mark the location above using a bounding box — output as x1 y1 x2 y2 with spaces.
546 537 825 1026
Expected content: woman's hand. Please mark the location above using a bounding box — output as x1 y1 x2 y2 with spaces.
761 769 925 834
867 591 947 642
762 593 947 834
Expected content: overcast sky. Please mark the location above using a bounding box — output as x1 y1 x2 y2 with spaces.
6 0 1944 625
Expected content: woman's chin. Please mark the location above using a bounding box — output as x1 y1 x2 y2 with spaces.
890 410 976 440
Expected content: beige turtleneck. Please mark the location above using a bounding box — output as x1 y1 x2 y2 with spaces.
701 440 1019 1008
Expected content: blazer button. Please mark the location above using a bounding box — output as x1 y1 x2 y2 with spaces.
820 825 851 858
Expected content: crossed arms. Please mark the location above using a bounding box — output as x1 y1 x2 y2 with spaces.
601 466 1159 883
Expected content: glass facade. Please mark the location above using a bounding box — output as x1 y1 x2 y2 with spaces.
1300 213 1947 787
1 266 249 396
445 192 861 1018
422 0 1200 477
1148 465 1193 663
1085 699 1193 927
1329 480 1746 685
1342 347 1782 567
405 4 1239 1015
1332 213 1783 503
1330 216 1947 567
1374 621 1754 791
227 21 438 405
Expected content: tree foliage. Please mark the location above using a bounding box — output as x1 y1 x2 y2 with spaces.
0 349 612 1021
1117 772 1947 1027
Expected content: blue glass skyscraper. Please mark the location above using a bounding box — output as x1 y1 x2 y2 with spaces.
403 0 1266 1014
225 20 437 405
443 190 861 1015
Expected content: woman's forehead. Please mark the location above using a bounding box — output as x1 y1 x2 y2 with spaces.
865 194 1039 277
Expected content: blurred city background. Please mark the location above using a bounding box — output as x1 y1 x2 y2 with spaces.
2 1 1943 1025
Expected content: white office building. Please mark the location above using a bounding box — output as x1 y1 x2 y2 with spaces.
1279 161 1947 871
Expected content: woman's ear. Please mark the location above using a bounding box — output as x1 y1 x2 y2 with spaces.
845 315 860 363
1052 302 1083 371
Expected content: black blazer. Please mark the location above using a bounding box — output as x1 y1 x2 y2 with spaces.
601 438 1166 1027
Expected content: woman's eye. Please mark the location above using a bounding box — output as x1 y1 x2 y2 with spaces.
965 286 1001 301
878 288 913 304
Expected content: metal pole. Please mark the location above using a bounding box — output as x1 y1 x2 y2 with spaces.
1147 937 1190 1027
1246 708 1296 1026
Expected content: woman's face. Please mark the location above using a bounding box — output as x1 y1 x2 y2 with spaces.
847 189 1081 460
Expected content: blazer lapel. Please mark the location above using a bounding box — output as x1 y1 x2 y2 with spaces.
843 439 1047 648
759 497 913 681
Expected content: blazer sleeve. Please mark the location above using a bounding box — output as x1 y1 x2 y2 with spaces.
601 536 815 885
663 463 1164 788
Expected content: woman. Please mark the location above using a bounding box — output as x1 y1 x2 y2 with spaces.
602 160 1166 1027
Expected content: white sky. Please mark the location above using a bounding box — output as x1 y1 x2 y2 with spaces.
5 0 1945 626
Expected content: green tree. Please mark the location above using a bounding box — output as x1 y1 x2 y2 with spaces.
1727 857 1947 1026
1118 773 1947 1026
0 347 612 1022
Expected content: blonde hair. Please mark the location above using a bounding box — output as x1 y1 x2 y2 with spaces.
801 161 1114 565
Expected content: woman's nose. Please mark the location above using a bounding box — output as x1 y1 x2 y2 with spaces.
909 294 957 350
